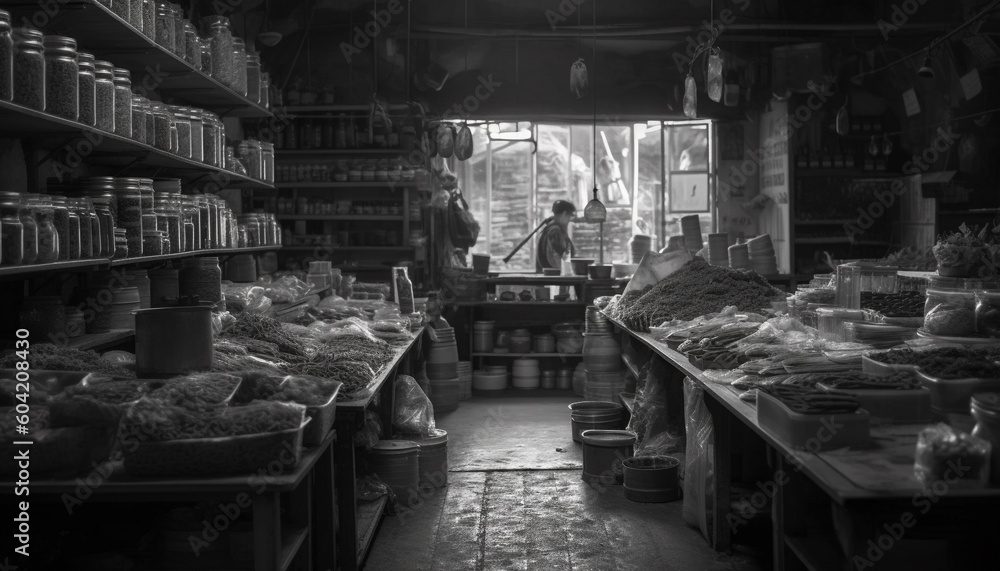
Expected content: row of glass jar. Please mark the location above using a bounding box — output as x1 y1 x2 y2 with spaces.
276 160 422 184
93 1 271 107
0 20 272 182
0 191 110 265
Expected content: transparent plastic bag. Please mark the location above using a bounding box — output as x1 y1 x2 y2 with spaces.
683 74 698 118
223 285 273 315
353 410 382 449
393 266 416 314
258 275 312 303
212 311 237 335
707 50 724 103
393 375 435 437
914 423 991 488
682 376 714 541
357 473 392 502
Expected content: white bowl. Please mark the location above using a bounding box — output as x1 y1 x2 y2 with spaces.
612 262 638 278
473 371 508 391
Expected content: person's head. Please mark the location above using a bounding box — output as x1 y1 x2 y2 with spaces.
552 200 576 228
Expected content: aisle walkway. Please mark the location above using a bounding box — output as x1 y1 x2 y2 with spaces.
365 395 767 571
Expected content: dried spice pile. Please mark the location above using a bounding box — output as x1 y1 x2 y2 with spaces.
224 313 308 357
0 344 134 377
872 347 1000 379
613 259 784 331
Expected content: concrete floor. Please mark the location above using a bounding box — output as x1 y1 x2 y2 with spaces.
365 394 768 571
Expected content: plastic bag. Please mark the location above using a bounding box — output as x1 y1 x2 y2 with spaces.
223 285 272 315
682 376 714 541
357 473 392 502
683 74 698 118
258 275 312 303
393 375 435 436
393 267 416 314
914 423 991 488
212 311 237 335
623 249 693 296
339 274 356 299
706 50 723 103
353 410 382 449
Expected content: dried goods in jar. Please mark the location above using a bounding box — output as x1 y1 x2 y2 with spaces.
13 27 44 111
77 52 96 126
113 68 132 138
0 11 12 102
94 60 115 132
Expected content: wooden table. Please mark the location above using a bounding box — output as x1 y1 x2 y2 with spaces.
1 431 337 571
609 318 1000 569
333 331 422 571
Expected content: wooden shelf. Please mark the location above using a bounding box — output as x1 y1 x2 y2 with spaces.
471 352 582 357
19 0 271 118
0 101 273 189
281 246 413 252
795 168 900 178
66 330 134 351
795 237 891 245
276 215 404 221
0 247 280 280
276 148 409 156
355 495 389 566
278 104 411 116
275 182 419 189
793 219 855 225
453 301 587 307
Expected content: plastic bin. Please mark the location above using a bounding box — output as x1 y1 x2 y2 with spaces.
756 391 870 451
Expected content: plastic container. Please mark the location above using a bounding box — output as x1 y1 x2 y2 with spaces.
622 456 681 503
915 370 1000 414
472 370 507 391
923 288 977 337
584 370 624 403
425 326 458 380
569 401 623 443
816 307 866 342
399 429 449 491
580 429 635 484
583 333 620 371
134 306 213 377
756 391 870 451
428 377 460 413
509 331 532 353
370 440 420 507
533 333 556 353
975 290 1000 338
816 382 932 424
473 321 494 352
297 381 339 447
971 392 1000 487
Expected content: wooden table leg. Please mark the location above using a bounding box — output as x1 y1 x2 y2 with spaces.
705 395 732 553
288 471 313 571
313 444 337 571
254 492 281 571
335 415 359 571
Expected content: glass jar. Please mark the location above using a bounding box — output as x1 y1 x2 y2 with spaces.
79 197 99 259
170 4 185 58
112 178 143 257
246 52 260 104
231 37 247 96
112 68 132 138
43 35 78 120
19 297 65 341
170 105 192 158
18 195 37 264
182 196 198 251
236 224 247 248
142 229 164 255
155 196 180 253
143 97 155 146
179 256 222 306
113 227 128 258
245 140 262 180
183 21 200 68
206 195 220 249
91 197 112 257
186 108 204 162
971 392 1000 487
131 95 147 142
169 122 178 154
195 195 210 249
260 142 274 183
141 0 155 40
138 177 156 233
72 198 92 259
151 102 172 151
238 214 259 247
0 10 13 102
111 0 130 21
202 111 218 166
199 36 212 76
0 192 23 265
94 60 115 132
128 0 143 30
204 15 233 87
260 71 270 109
28 195 58 263
225 146 246 175
13 27 44 111
48 195 71 261
77 52 96 126
154 2 175 53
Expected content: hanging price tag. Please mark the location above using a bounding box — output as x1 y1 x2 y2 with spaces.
961 69 982 100
902 89 921 117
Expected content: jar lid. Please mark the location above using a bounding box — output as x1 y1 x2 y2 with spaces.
13 27 43 44
43 35 76 49
372 440 419 454
972 392 1000 414
114 228 127 235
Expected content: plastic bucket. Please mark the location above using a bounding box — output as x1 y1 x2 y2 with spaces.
585 370 624 403
580 429 635 484
569 401 624 443
622 456 681 502
583 333 620 372
429 377 461 413
370 440 420 506
398 429 449 491
426 327 459 380
473 321 495 352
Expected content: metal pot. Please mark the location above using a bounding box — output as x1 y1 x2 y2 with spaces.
134 306 213 377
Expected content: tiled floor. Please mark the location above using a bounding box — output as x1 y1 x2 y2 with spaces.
365 394 767 570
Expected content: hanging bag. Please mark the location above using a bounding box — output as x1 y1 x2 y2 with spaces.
447 189 480 249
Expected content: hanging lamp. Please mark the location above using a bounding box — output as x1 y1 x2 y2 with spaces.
582 2 607 264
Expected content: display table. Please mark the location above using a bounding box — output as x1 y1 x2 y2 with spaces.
333 330 422 571
0 430 336 571
607 317 1000 570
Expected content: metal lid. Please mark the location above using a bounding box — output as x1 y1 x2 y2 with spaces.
568 401 623 412
372 440 419 454
398 429 448 447
580 429 636 447
972 392 1000 415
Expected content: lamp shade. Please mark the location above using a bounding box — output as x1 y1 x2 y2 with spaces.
583 185 606 223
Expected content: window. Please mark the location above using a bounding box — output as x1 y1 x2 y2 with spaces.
455 120 713 272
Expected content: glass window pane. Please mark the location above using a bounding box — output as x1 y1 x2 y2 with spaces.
636 123 663 245
491 140 534 271
668 124 709 171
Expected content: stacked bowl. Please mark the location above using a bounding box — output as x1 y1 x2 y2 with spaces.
512 359 540 390
583 306 623 402
426 326 460 413
457 361 473 400
707 233 730 266
664 235 686 252
473 365 508 392
681 215 704 252
747 234 779 276
586 305 613 335
728 243 751 270
629 234 653 263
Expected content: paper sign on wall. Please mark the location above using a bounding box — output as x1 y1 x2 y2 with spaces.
961 69 982 100
902 89 921 117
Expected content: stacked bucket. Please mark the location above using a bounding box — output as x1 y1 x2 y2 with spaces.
456 361 473 400
425 326 461 413
583 306 624 402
